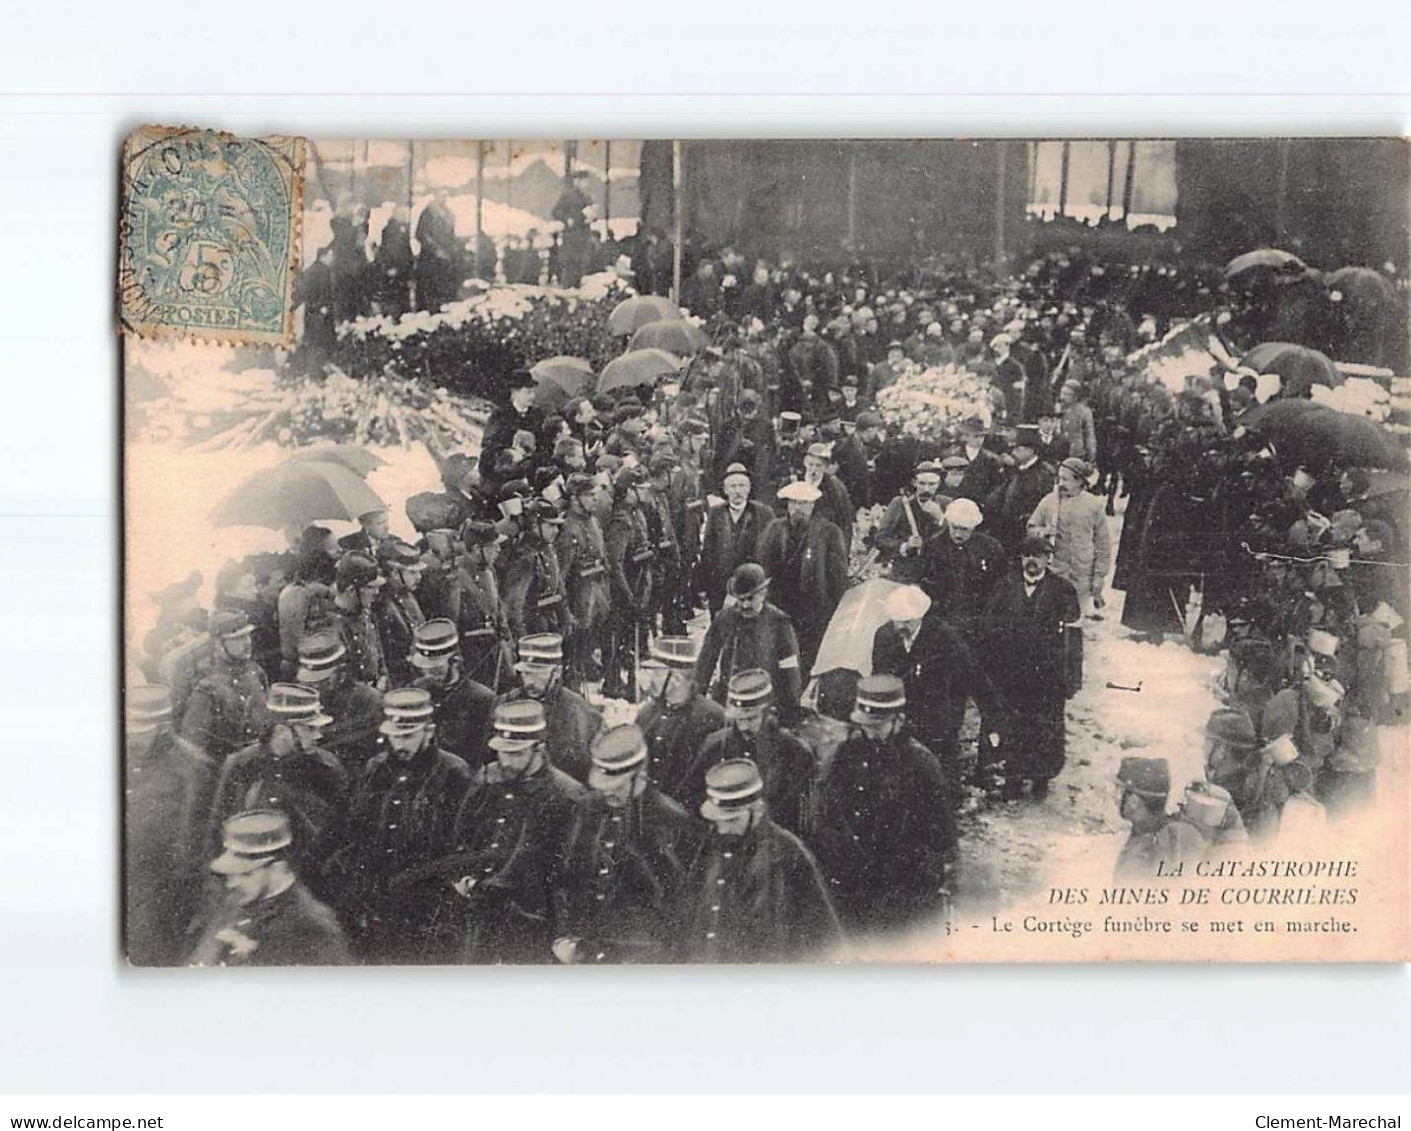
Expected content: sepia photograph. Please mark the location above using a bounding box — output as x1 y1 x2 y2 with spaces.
120 131 1411 967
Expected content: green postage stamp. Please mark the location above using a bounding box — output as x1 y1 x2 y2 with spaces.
119 126 305 345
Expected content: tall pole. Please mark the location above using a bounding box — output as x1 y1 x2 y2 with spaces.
1105 140 1117 219
604 139 612 238
846 144 858 251
994 141 1007 267
1275 139 1291 242
1122 140 1138 223
672 139 684 303
475 140 485 269
1058 140 1071 219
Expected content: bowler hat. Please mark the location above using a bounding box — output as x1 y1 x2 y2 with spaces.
727 562 770 600
209 810 293 875
722 462 751 483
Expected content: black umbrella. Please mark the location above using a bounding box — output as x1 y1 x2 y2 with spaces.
1237 399 1407 472
1241 342 1343 394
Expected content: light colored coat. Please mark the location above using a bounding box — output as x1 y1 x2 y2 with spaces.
1027 488 1112 598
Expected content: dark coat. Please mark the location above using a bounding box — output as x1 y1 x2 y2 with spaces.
635 693 728 806
713 413 775 491
499 684 602 784
757 514 848 646
179 656 268 764
556 507 610 630
437 760 588 963
815 473 855 550
872 616 1003 748
551 788 695 962
414 670 496 766
604 500 655 621
482 404 543 468
695 603 803 721
676 818 842 963
956 447 1007 505
210 739 349 876
985 458 1056 555
980 571 1081 704
788 335 840 389
335 605 387 688
810 728 955 932
501 535 569 639
921 530 1008 637
688 720 819 838
373 589 426 688
831 433 873 511
699 500 774 608
1033 431 1071 465
125 731 216 966
872 493 945 583
187 880 351 966
321 676 384 774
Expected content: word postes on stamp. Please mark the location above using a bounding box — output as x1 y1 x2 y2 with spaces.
119 126 305 345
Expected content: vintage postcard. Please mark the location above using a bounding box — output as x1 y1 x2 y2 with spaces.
120 131 1410 965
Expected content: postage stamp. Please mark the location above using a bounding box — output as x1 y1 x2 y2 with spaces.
118 126 305 345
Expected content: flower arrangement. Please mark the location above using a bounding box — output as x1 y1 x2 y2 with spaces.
872 361 995 440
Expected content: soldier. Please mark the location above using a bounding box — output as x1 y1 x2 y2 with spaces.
332 553 388 690
1114 757 1206 880
921 497 1007 642
294 631 383 775
872 460 948 584
644 452 684 634
407 618 496 767
433 700 588 964
550 725 695 964
758 481 848 678
208 683 349 881
502 499 570 640
499 633 602 784
372 540 427 688
676 759 842 963
556 472 611 690
810 675 957 934
453 520 515 692
333 688 473 964
179 609 269 766
698 463 774 617
634 636 727 806
684 669 817 838
603 464 656 700
125 685 215 966
188 810 351 966
695 563 804 725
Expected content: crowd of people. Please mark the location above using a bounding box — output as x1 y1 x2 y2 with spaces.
128 240 1408 967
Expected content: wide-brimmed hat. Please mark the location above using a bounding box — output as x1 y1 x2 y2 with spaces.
590 724 648 775
209 810 292 875
266 683 332 729
700 758 765 821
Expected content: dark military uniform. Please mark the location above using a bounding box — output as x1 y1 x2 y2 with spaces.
501 534 569 639
209 741 349 879
635 693 728 807
179 656 268 764
413 670 496 768
556 506 610 688
676 819 842 963
435 761 587 964
603 498 655 699
454 563 513 692
811 727 956 933
335 605 387 688
643 485 682 632
320 676 384 775
373 588 426 689
187 880 351 966
334 744 474 963
125 731 215 965
550 788 695 963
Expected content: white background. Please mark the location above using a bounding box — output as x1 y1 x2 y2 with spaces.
1 0 1409 1095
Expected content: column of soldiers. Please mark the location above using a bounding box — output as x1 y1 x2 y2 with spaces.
129 276 1143 967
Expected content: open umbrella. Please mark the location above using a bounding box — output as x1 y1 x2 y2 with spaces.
630 319 709 356
1236 399 1407 472
607 295 682 335
1327 265 1398 308
530 355 594 411
598 349 683 394
212 460 389 529
1224 248 1309 280
1241 342 1343 393
287 444 386 478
